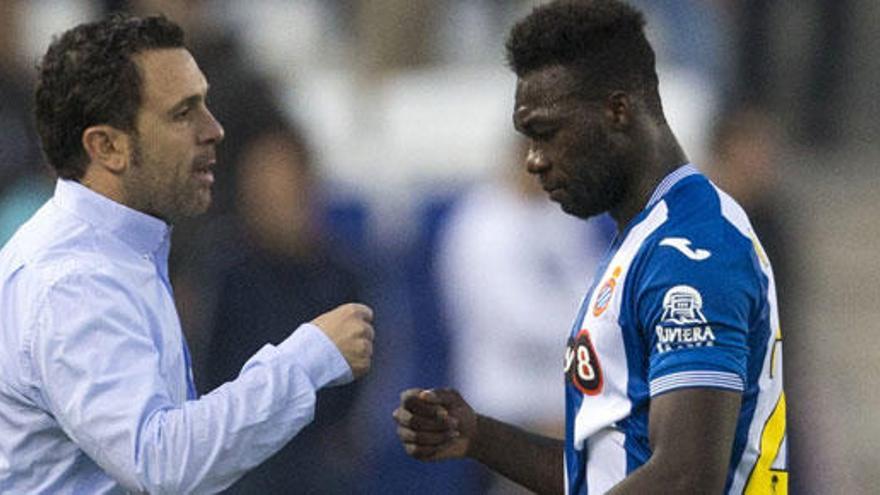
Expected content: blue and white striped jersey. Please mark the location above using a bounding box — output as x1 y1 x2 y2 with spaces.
563 165 786 494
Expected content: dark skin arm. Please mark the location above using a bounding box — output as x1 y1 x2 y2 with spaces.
393 388 563 495
607 388 742 494
393 387 740 495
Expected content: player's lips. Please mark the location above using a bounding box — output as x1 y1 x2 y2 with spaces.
541 180 568 202
548 188 567 202
542 181 563 195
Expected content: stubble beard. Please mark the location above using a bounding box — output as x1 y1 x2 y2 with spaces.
563 162 627 220
128 136 211 223
564 127 630 220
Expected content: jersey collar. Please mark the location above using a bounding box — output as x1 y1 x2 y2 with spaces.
644 163 700 211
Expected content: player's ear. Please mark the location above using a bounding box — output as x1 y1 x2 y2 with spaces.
82 125 131 174
604 91 632 129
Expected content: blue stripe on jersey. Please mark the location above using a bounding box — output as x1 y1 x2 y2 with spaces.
565 295 592 495
614 172 704 478
619 258 651 476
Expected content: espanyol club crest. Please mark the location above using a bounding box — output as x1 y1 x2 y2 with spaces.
592 266 622 317
565 329 604 395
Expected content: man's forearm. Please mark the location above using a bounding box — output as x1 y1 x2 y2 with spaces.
468 414 564 495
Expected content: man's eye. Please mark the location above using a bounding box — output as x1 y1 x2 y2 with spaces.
175 107 191 119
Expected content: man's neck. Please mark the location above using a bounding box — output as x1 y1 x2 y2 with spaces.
610 127 687 231
79 171 126 207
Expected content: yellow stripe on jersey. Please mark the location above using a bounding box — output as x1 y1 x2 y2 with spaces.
745 393 787 494
770 326 783 379
749 231 770 270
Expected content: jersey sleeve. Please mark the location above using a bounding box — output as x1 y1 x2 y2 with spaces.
634 228 761 398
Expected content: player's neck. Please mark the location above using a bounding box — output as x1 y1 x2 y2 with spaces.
611 129 687 232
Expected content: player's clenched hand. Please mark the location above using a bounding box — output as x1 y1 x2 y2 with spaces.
393 388 477 461
312 303 375 379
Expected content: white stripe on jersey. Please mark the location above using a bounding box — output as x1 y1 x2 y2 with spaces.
650 370 744 396
586 428 627 494
716 186 787 494
572 201 670 448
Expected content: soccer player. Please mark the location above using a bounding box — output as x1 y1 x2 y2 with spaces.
0 15 374 493
393 1 787 494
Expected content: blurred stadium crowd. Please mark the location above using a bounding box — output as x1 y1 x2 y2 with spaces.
1 0 878 493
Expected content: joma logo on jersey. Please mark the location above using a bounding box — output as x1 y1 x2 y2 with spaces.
565 329 603 395
659 237 711 261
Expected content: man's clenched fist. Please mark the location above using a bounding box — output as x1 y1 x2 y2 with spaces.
312 303 375 379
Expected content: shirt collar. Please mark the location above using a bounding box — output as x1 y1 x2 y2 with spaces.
644 163 700 211
52 179 172 257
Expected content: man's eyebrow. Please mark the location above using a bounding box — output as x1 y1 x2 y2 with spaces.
168 85 210 115
168 94 202 115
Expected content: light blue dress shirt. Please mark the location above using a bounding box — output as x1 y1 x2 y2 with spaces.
0 179 353 494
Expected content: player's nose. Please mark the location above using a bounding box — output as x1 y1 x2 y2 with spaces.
525 146 549 174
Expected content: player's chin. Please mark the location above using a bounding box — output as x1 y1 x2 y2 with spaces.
550 187 595 218
550 190 582 214
559 199 599 220
566 189 612 219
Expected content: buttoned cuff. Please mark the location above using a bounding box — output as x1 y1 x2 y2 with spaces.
277 323 353 388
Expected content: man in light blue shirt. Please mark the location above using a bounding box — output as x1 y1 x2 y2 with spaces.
0 14 375 494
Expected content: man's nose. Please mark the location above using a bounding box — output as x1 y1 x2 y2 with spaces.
525 146 548 174
201 108 225 144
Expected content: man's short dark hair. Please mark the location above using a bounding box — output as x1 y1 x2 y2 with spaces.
506 0 663 118
34 14 185 180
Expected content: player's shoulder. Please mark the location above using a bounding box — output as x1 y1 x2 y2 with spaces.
626 175 767 311
629 174 764 290
650 174 755 255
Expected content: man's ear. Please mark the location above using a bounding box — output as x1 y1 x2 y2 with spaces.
82 125 131 174
604 91 632 129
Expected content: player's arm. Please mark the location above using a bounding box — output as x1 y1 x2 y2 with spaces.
394 388 564 495
615 223 758 492
606 387 741 494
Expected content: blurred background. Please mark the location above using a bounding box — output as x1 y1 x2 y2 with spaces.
1 0 878 493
